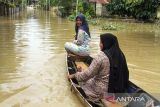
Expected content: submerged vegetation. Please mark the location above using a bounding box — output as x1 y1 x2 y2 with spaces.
88 17 160 32
0 0 27 7
101 23 124 31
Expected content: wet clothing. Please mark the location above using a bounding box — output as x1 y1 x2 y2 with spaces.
75 51 110 101
65 29 90 56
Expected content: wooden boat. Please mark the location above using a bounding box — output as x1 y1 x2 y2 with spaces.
66 54 160 107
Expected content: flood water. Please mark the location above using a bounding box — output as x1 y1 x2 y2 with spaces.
0 9 160 107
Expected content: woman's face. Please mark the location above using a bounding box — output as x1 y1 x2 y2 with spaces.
100 39 103 51
76 18 82 27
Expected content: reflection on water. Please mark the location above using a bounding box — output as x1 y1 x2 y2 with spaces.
0 9 160 106
0 10 83 107
116 31 160 99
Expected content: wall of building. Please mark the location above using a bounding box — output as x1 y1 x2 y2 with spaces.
95 3 108 16
96 3 102 16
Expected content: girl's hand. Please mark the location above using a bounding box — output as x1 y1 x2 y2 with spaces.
73 40 77 44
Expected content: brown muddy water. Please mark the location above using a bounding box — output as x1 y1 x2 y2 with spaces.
0 9 160 107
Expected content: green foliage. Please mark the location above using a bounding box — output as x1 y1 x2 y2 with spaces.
50 0 59 6
106 0 124 16
8 3 16 8
102 24 117 30
68 13 76 21
37 0 94 17
101 23 124 30
106 0 159 21
57 0 75 16
68 0 95 21
77 0 95 17
0 0 27 6
89 19 100 25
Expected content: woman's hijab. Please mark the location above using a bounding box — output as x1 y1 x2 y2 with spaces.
75 14 90 39
100 33 129 93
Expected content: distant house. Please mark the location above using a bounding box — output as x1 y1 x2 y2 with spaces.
89 0 110 16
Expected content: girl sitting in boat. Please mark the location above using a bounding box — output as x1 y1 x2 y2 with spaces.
68 33 129 102
64 14 91 56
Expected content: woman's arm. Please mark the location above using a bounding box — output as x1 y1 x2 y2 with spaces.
74 55 102 82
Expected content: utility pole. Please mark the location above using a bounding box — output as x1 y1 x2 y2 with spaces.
22 0 23 11
76 0 79 15
48 0 50 10
46 0 47 10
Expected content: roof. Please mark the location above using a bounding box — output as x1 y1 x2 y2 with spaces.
89 0 110 4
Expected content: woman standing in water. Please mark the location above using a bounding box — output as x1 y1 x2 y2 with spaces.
64 14 91 56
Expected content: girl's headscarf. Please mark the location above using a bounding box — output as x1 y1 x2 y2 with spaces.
100 33 129 93
75 14 90 39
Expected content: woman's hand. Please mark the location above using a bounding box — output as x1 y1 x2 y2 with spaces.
68 74 75 79
77 66 82 72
